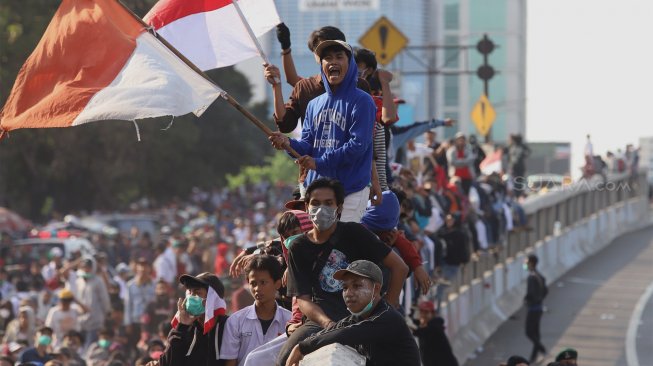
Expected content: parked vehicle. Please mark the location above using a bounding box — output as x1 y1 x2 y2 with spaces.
14 237 96 260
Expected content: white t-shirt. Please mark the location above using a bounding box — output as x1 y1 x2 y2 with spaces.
45 305 81 346
406 143 434 184
220 303 291 366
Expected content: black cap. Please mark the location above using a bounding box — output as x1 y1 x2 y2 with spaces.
507 355 529 366
555 348 577 361
179 272 225 298
333 260 383 284
314 40 353 59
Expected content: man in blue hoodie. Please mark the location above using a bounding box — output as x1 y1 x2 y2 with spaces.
270 40 376 223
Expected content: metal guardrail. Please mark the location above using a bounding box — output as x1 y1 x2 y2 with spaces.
447 172 649 295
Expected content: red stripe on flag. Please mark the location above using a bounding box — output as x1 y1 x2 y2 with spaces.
145 0 233 29
0 0 143 131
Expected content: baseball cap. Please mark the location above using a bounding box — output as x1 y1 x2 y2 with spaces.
314 40 353 59
179 272 225 298
555 348 577 361
115 262 131 275
58 288 74 300
284 200 306 211
333 260 383 284
361 191 400 232
454 131 466 139
418 300 435 312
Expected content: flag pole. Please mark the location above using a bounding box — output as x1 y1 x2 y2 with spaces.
115 0 300 159
231 0 272 65
231 0 280 85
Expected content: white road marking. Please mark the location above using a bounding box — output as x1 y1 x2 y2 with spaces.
626 280 653 366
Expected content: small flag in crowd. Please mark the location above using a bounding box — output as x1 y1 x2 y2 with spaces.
0 0 223 134
480 149 503 175
144 0 281 70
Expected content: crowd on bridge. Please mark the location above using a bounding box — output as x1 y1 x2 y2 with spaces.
0 22 636 366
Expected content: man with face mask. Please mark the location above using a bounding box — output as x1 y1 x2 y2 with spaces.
285 260 419 366
159 272 228 366
277 178 409 366
18 326 54 364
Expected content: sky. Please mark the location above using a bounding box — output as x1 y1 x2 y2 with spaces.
526 0 653 178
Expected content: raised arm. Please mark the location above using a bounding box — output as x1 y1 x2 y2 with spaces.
376 70 397 124
276 23 302 86
264 64 287 122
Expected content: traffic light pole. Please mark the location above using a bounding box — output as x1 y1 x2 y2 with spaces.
476 34 496 142
396 36 497 141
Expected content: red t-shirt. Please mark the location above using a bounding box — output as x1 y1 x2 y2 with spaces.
373 95 400 125
454 149 472 179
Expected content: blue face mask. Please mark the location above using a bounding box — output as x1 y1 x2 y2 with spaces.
283 233 304 249
185 294 205 316
348 295 375 317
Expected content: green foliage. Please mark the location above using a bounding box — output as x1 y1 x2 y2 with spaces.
0 0 277 220
226 152 298 189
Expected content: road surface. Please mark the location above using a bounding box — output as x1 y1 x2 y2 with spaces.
464 223 653 366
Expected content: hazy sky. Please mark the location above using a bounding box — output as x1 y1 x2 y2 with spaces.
526 0 653 177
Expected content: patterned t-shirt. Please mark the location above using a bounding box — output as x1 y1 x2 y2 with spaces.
286 222 391 321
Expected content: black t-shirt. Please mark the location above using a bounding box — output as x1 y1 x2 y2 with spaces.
259 317 274 335
286 222 391 321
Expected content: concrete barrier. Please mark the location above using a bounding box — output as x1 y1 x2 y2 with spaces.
449 195 650 363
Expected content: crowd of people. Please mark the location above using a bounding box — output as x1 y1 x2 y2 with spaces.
0 22 595 366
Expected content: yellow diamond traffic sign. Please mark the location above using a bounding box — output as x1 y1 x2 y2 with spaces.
359 16 409 66
471 94 496 137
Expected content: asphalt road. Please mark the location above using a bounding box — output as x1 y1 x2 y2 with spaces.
464 223 653 366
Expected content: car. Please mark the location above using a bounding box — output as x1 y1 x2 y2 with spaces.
13 237 96 260
527 174 570 194
86 214 161 241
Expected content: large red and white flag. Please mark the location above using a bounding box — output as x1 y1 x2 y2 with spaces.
0 0 223 133
144 0 281 70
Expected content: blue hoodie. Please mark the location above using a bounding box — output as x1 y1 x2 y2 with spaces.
289 49 376 196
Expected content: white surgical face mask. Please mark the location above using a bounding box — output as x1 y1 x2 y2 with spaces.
308 206 338 231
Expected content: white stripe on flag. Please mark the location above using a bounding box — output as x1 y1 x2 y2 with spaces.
73 32 223 126
154 0 280 70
